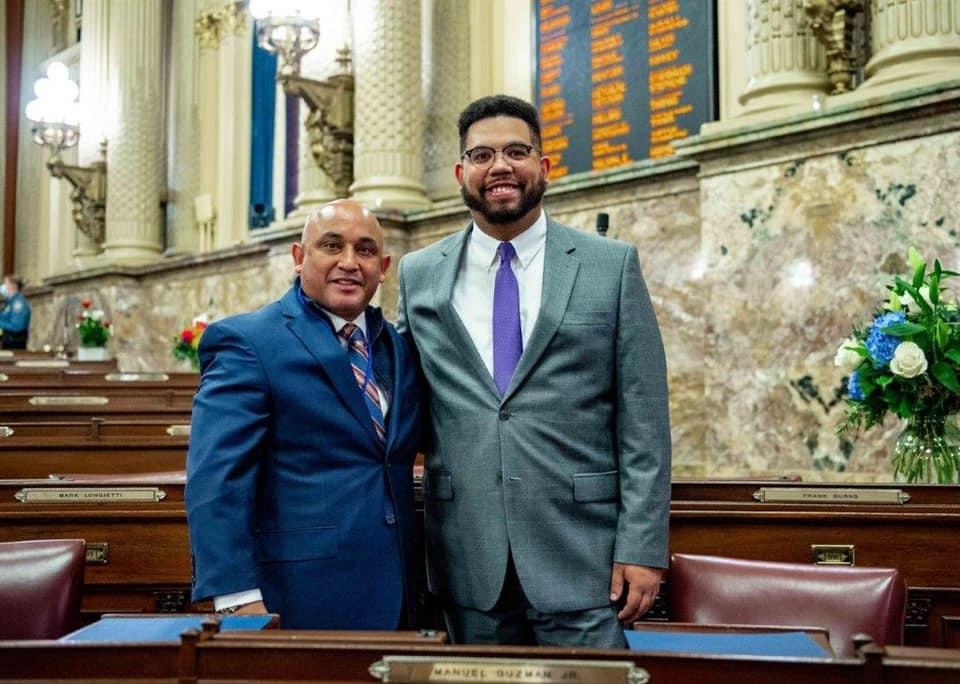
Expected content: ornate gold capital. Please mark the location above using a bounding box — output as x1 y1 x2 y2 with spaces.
195 2 248 50
803 0 867 94
194 10 221 49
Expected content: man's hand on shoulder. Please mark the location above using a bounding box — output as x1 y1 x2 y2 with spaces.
609 563 664 624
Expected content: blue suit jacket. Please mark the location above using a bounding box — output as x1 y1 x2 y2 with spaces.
185 284 421 629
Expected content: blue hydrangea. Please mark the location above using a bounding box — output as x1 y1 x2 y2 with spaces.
865 311 905 368
847 370 865 401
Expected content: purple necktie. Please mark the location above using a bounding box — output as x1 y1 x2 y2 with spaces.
493 242 522 395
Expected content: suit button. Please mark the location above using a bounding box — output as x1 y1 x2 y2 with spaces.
385 513 396 525
498 410 511 421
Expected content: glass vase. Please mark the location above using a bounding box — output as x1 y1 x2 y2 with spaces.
892 415 960 484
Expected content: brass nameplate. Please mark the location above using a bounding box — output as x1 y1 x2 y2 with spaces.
166 424 191 437
753 487 910 504
86 542 109 565
369 657 648 683
812 544 855 565
15 359 70 368
15 487 167 503
29 395 109 406
105 372 170 382
0 373 7 381
0 426 13 437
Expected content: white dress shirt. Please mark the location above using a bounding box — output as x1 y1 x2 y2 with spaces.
452 210 547 377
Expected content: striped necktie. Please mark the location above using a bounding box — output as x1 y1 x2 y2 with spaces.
339 323 386 444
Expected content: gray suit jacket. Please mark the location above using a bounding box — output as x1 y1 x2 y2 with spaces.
397 217 671 613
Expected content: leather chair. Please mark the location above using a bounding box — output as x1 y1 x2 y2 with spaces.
668 553 906 657
0 539 86 639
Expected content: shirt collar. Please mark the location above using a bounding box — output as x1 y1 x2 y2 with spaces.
327 310 368 338
471 210 548 271
297 282 368 338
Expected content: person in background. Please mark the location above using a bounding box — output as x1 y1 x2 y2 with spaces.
0 275 31 349
186 199 421 629
397 95 671 648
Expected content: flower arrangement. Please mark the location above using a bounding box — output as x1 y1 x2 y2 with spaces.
76 299 111 347
835 248 960 482
172 315 209 371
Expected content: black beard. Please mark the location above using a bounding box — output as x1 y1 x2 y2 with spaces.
460 176 547 225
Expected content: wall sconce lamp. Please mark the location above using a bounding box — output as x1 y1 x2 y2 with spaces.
25 62 106 244
248 0 355 196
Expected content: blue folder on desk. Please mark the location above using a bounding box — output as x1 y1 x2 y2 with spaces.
61 615 275 642
625 629 831 658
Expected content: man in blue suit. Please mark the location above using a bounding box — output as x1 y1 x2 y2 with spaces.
186 199 421 629
397 96 671 647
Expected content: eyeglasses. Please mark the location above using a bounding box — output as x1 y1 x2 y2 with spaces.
461 143 537 168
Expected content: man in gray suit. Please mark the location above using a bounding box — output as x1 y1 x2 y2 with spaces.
397 95 671 648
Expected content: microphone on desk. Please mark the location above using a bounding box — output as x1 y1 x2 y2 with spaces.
596 212 609 237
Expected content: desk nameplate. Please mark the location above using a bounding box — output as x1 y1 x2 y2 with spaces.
14 487 167 503
369 657 648 683
753 487 910 504
16 359 70 368
105 372 170 382
28 395 109 406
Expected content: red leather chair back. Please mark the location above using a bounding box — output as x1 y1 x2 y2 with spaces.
0 539 86 639
668 553 906 657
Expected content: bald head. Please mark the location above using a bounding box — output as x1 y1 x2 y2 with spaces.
301 200 381 243
292 199 391 320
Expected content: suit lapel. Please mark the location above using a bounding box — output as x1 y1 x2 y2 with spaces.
503 220 579 402
281 291 383 447
435 227 500 395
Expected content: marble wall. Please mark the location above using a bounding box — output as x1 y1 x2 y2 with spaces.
24 80 960 482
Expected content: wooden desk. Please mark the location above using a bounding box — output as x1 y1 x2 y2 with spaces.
0 419 189 477
1 621 959 682
668 480 960 648
0 390 193 421
0 369 198 389
0 474 193 617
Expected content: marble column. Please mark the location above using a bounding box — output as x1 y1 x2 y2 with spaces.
863 0 960 90
213 3 251 248
739 0 829 114
194 1 221 252
75 0 109 264
165 0 204 255
350 0 429 209
423 0 471 201
102 0 165 264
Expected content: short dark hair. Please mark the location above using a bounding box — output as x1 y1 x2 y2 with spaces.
2 275 23 290
457 95 542 153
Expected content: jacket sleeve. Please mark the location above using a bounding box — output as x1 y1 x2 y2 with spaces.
185 320 270 601
613 245 672 569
